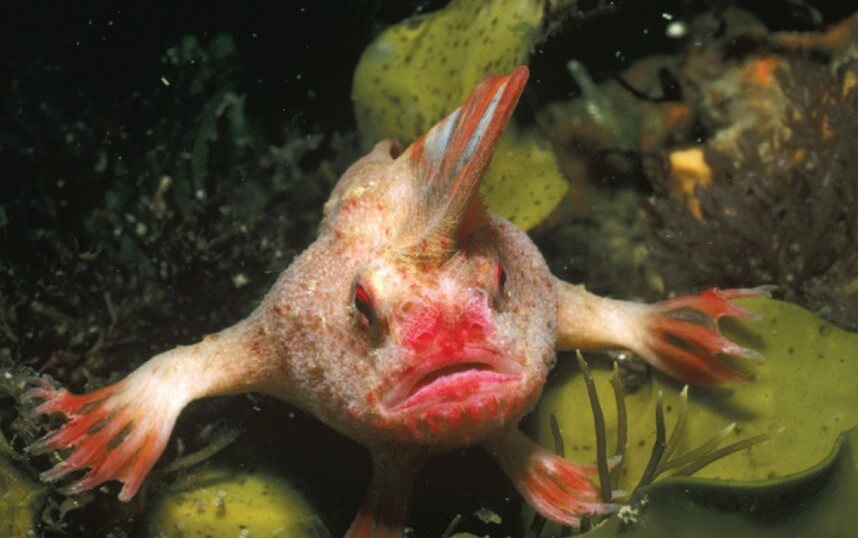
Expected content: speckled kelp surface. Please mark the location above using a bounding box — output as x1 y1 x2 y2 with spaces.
353 0 569 230
529 298 858 535
1 2 857 537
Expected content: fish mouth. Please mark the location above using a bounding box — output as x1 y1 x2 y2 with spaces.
383 352 524 412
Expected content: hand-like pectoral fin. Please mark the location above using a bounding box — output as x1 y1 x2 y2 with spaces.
25 316 279 500
555 278 768 385
634 287 768 384
26 374 184 501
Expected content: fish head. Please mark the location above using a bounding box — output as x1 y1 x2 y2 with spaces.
316 67 556 447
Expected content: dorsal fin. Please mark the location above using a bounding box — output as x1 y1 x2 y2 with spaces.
399 66 529 261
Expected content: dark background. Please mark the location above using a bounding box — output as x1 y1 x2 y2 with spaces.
1 2 855 536
2 0 855 140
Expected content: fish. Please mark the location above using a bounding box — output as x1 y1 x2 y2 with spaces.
25 65 764 537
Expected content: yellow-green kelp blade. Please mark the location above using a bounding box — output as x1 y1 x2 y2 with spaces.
352 0 569 230
584 426 858 537
0 454 46 538
527 297 858 533
481 125 570 229
532 298 858 487
529 299 858 536
149 467 326 537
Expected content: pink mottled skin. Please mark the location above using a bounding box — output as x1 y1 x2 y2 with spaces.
26 66 765 537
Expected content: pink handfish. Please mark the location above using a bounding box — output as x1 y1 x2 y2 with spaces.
26 65 764 537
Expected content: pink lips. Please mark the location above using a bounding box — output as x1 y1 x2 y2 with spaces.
383 350 523 412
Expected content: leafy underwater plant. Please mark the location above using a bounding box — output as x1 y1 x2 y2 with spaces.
352 0 572 230
3 4 857 537
527 297 858 536
0 32 358 535
0 32 352 379
646 58 858 331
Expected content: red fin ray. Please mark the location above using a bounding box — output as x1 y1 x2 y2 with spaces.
638 287 769 385
25 377 182 501
486 430 617 527
344 453 421 538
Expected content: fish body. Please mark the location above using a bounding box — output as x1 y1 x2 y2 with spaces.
26 66 763 537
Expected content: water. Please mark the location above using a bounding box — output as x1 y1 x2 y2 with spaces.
1 1 857 536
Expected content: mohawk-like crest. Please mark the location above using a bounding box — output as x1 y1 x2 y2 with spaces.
398 66 529 261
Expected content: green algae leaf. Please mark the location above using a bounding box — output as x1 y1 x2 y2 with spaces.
480 126 570 230
531 297 858 492
0 454 46 537
582 426 858 537
352 0 568 230
149 467 329 537
353 0 542 145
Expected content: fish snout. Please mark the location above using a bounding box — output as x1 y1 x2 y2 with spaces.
399 294 494 356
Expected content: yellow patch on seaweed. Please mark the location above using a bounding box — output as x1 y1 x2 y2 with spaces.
149 468 326 537
352 0 568 230
0 455 45 538
668 147 712 219
531 298 858 493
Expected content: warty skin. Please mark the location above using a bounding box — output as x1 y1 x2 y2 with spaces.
26 66 764 537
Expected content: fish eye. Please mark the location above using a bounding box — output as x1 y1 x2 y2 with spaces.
496 262 507 293
353 283 376 327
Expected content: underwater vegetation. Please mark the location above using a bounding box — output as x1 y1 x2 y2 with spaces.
0 437 47 538
0 33 352 382
0 32 355 536
560 427 858 537
537 8 858 335
536 297 858 481
1 1 858 537
524 296 858 536
353 0 580 230
644 13 858 332
150 467 327 537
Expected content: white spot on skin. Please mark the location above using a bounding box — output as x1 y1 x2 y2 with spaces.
345 180 377 200
368 265 406 298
